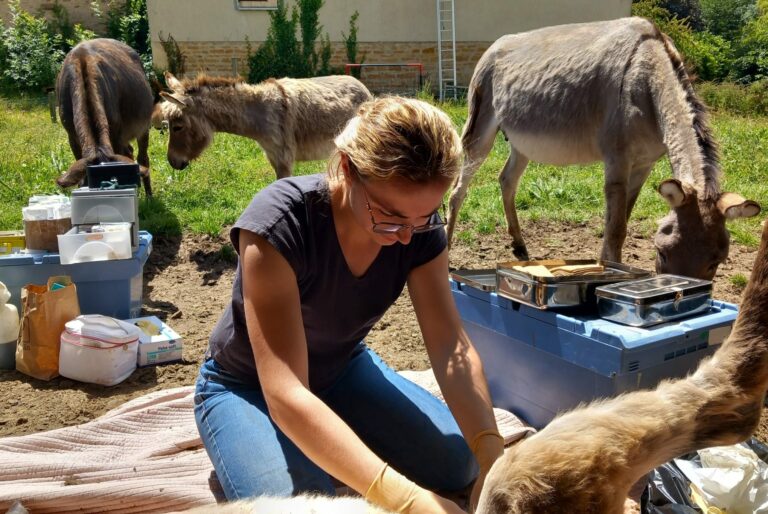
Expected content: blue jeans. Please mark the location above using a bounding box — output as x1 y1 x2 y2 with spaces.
193 346 478 500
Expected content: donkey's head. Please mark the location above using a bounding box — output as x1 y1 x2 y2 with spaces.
654 179 760 279
152 72 214 170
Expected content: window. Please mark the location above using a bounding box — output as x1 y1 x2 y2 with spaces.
235 0 278 10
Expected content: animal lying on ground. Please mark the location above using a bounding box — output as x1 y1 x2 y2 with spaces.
180 216 768 513
446 17 760 279
152 73 372 179
55 38 154 195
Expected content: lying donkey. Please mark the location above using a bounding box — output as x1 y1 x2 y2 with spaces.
184 217 768 513
447 17 760 279
153 73 371 178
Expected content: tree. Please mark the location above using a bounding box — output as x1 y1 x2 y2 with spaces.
700 0 758 40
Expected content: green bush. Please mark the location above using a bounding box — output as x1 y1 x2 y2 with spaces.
633 0 733 81
342 10 363 79
696 80 768 116
1 1 64 92
248 0 302 83
700 0 758 40
247 0 343 82
732 13 768 82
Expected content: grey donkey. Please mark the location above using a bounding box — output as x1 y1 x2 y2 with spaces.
153 73 372 179
447 17 760 280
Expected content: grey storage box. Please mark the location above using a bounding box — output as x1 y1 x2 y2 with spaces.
496 259 651 309
71 187 139 250
595 274 713 327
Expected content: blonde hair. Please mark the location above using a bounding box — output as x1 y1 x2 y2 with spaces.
333 97 462 184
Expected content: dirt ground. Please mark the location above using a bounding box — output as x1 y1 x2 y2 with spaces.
0 218 764 443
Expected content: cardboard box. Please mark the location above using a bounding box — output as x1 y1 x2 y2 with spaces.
125 315 183 367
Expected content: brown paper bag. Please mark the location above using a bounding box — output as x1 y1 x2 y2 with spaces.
16 276 80 381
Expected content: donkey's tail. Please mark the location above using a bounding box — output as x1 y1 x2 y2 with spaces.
83 56 116 163
646 26 720 200
67 57 98 162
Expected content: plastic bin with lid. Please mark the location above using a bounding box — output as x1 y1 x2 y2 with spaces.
450 271 737 429
0 231 152 320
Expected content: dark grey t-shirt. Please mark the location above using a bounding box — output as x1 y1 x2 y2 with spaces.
208 174 446 391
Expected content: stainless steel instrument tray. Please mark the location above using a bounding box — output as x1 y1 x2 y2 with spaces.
496 259 652 309
449 269 497 291
595 274 713 327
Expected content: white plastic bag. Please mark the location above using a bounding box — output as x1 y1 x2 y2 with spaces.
676 444 768 513
59 314 140 386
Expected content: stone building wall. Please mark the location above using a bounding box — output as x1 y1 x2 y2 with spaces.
166 40 490 96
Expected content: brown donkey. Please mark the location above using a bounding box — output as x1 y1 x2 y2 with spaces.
447 17 760 279
153 73 371 178
475 219 768 513
56 38 154 195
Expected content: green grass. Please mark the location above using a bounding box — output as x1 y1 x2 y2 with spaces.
730 273 749 289
1 95 767 245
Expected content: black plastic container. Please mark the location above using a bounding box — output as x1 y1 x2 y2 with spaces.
86 162 140 189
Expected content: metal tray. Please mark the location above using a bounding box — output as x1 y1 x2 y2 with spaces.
496 259 652 309
595 275 713 327
450 269 497 291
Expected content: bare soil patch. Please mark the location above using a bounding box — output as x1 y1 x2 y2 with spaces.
0 218 763 441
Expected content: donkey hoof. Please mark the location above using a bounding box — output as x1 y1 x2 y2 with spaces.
512 244 530 261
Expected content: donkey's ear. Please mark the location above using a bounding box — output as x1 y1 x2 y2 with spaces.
657 179 688 208
164 71 182 91
160 91 188 108
717 192 761 220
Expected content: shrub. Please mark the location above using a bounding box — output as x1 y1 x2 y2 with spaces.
247 0 340 82
632 0 733 81
700 0 758 40
158 31 186 77
342 10 363 79
696 80 768 116
248 0 302 83
731 12 768 82
1 0 65 92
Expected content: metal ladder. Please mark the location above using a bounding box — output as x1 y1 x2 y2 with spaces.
437 0 457 100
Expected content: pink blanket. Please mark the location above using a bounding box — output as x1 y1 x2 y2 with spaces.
0 370 534 514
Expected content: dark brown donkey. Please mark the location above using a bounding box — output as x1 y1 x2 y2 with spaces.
56 38 154 195
476 218 768 513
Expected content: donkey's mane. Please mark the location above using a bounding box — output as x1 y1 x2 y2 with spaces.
180 74 245 94
659 31 721 199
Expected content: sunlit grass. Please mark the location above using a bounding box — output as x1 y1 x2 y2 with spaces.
1 95 766 245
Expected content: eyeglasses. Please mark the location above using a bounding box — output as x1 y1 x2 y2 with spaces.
357 178 446 234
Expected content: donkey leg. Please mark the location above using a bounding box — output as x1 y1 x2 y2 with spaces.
625 163 654 222
601 160 631 263
446 104 499 246
136 130 152 197
266 150 294 180
499 146 530 260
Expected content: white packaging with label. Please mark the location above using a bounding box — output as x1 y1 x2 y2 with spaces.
125 316 183 366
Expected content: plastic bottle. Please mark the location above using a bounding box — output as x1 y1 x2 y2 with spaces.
0 281 19 369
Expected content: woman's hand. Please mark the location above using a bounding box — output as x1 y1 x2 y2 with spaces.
366 464 467 513
468 431 505 512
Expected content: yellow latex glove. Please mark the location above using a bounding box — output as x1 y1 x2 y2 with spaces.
469 430 505 513
365 463 465 514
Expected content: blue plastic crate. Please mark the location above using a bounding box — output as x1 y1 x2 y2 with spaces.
0 231 152 320
451 278 738 429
